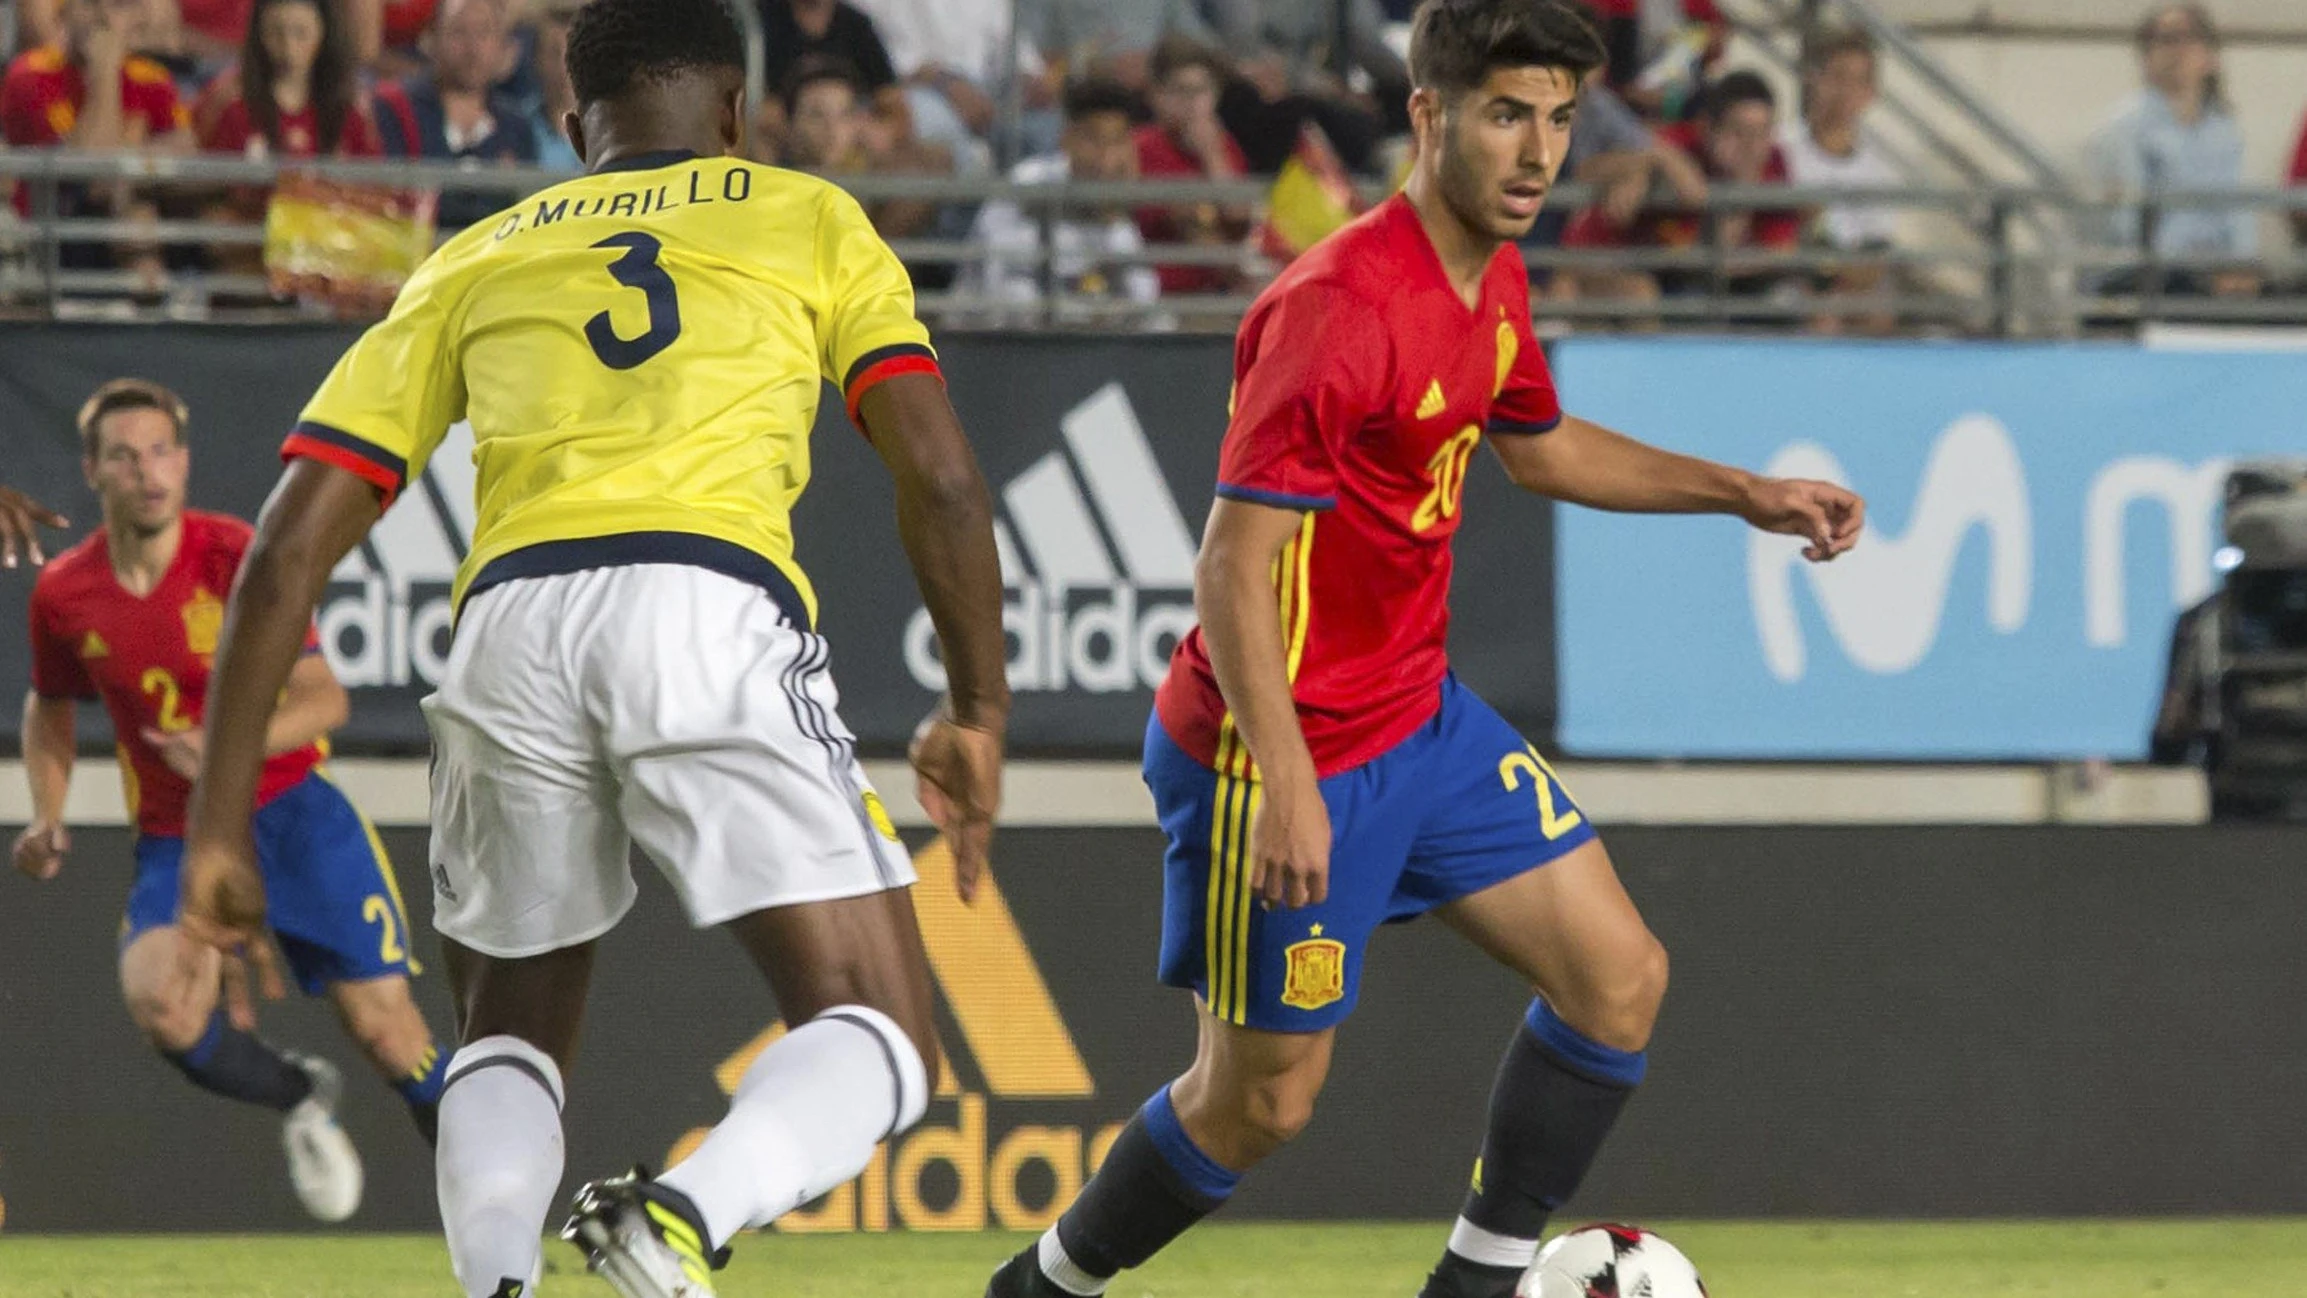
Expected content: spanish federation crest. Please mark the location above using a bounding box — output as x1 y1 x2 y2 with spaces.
1279 936 1347 1011
182 586 225 657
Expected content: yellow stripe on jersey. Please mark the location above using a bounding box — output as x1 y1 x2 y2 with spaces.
1205 513 1320 1025
287 152 937 622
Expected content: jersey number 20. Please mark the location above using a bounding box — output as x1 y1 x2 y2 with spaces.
585 232 682 370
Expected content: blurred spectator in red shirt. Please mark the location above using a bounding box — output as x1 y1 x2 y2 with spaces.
2 0 191 149
1582 0 1725 121
1134 36 1249 297
198 0 379 158
1561 71 1808 313
3 0 193 285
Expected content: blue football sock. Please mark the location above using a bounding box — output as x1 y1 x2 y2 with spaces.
161 1010 314 1113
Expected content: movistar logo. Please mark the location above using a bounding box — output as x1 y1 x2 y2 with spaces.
904 382 1198 695
1749 414 2227 682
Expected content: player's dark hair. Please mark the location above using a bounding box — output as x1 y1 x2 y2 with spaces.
1062 76 1141 124
77 379 188 459
1699 69 1776 124
1408 0 1604 97
241 0 361 155
564 0 746 108
1150 34 1229 88
782 53 865 116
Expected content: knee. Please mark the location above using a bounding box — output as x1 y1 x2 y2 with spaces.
1589 937 1670 1052
1237 1076 1318 1150
125 983 211 1053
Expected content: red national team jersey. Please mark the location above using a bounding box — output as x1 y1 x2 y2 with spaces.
1155 194 1563 777
29 511 324 837
198 88 384 159
0 47 188 147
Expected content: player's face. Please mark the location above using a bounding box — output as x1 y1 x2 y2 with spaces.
1805 50 1875 132
258 0 326 83
1150 64 1220 139
1063 110 1139 184
788 80 862 169
1426 65 1579 242
431 0 507 94
1706 101 1776 182
85 409 187 538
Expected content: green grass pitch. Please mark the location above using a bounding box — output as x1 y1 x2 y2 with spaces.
4 1220 2305 1296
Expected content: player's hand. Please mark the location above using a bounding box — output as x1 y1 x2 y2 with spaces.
1741 477 1866 563
175 835 287 1024
1250 775 1330 909
910 707 1003 905
11 820 68 881
0 484 68 569
142 726 205 781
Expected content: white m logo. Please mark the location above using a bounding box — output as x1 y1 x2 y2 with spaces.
1748 414 2033 682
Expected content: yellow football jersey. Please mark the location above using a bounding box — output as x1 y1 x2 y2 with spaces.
283 149 940 628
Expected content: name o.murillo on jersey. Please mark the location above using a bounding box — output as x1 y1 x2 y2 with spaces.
277 149 942 635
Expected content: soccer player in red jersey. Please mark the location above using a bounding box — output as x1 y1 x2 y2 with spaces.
13 380 449 1222
987 4 1865 1297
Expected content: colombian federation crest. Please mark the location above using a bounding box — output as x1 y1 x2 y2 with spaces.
1279 936 1347 1011
182 586 225 657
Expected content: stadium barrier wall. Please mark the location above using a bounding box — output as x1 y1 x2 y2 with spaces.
1550 338 2307 762
1 822 2301 1231
0 324 1559 759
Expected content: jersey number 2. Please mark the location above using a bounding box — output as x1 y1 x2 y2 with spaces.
585 231 682 370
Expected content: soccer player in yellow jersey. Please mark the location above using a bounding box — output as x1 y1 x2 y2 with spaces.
172 1 1010 1294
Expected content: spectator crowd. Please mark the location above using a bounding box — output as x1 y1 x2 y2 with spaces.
0 0 2303 328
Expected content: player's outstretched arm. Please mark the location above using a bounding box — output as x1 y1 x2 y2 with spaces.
859 372 1010 902
1490 414 1865 562
1198 497 1331 909
11 690 76 881
0 483 69 569
179 460 383 996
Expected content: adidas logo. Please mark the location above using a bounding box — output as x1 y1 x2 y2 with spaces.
318 422 477 689
1417 378 1447 421
903 382 1198 694
669 838 1119 1232
79 630 108 659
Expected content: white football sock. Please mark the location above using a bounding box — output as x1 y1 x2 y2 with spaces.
436 1035 567 1298
1447 1216 1543 1270
658 1004 929 1250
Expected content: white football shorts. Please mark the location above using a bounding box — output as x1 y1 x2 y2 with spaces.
421 562 915 958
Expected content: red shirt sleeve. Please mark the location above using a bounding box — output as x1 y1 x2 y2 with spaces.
200 94 251 153
1490 292 1562 437
122 59 188 139
1214 282 1390 512
27 578 95 701
1 56 55 145
340 102 383 157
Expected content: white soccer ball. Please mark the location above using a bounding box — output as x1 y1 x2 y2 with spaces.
1517 1223 1709 1298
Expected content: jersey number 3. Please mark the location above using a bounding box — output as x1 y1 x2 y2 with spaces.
585 231 682 370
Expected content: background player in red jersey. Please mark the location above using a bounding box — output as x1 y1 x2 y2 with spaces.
988 4 1865 1298
12 379 449 1223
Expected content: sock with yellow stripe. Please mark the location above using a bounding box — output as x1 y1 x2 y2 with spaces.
657 1004 930 1251
394 1043 447 1147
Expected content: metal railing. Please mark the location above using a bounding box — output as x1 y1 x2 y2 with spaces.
2 149 2305 335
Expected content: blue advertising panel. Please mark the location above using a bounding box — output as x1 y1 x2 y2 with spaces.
1553 339 2307 759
